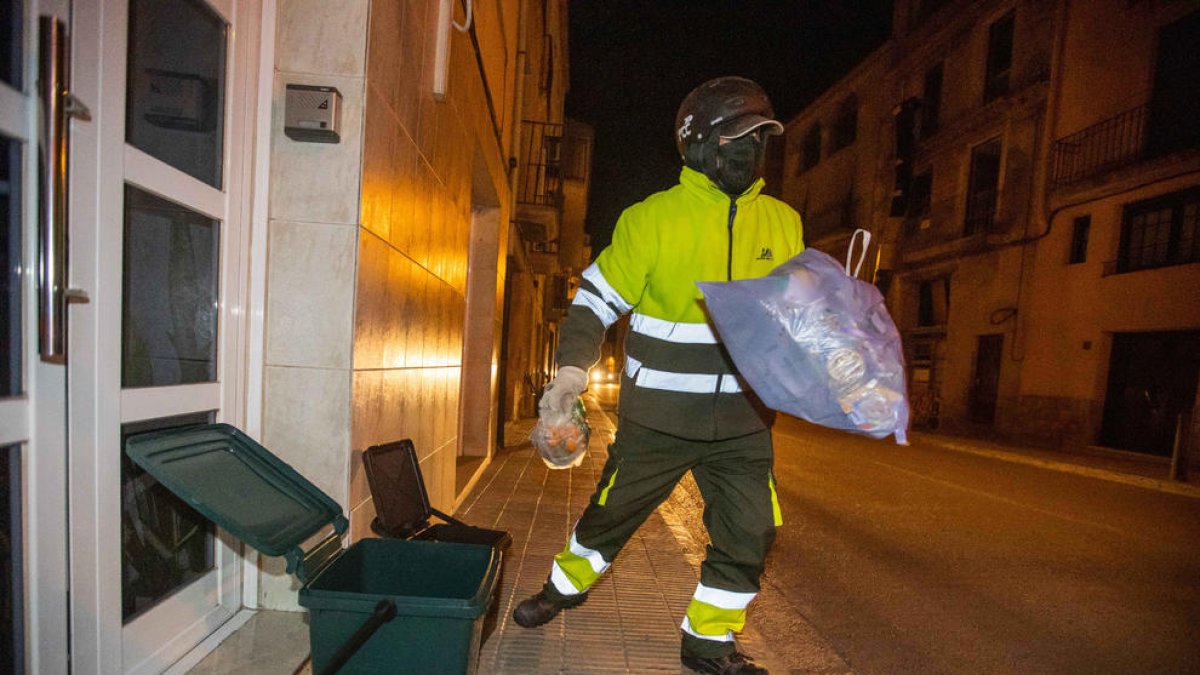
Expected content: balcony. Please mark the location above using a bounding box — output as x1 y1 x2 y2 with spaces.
1050 105 1150 190
516 120 566 242
517 120 564 209
516 119 594 272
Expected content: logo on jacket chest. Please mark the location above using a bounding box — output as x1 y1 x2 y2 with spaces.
755 247 774 261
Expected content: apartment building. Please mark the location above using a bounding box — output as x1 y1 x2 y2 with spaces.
1026 0 1200 453
0 1 588 672
774 0 1200 452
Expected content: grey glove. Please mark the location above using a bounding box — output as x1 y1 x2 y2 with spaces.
538 366 588 418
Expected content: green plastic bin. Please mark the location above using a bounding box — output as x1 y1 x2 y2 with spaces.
124 423 501 675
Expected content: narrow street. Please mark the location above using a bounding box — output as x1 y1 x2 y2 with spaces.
592 384 1200 673
766 416 1200 675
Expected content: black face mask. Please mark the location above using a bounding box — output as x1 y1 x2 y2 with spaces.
701 133 766 196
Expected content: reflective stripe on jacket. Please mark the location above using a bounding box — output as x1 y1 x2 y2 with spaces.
556 166 804 440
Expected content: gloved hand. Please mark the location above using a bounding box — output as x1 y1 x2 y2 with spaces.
538 366 588 418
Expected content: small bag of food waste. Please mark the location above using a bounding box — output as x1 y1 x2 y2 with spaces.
531 398 591 469
697 245 909 444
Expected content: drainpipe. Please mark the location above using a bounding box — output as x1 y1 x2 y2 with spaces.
510 0 528 199
497 0 528 435
1029 0 1072 239
1009 0 1072 363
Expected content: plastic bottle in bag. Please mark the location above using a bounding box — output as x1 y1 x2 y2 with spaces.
838 379 908 443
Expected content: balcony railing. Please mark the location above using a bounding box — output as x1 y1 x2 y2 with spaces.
1050 105 1148 190
518 120 564 208
517 120 593 208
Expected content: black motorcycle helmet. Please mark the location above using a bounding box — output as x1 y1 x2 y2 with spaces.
675 77 783 166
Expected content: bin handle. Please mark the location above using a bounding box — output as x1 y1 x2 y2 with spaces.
315 599 397 675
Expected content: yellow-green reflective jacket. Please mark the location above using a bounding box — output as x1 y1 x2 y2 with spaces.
558 166 805 440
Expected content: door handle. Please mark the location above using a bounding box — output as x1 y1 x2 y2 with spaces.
37 16 86 362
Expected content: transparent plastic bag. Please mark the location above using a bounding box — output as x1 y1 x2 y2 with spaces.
531 398 591 469
697 248 910 444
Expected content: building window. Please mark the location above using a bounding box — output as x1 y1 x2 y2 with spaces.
1147 10 1200 156
911 170 933 219
964 138 1002 235
1069 215 1090 264
1118 188 1200 273
832 96 858 152
984 12 1015 103
917 277 950 327
800 124 821 172
905 170 933 235
921 62 943 138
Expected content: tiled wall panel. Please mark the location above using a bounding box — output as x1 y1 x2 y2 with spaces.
259 0 369 610
349 0 490 537
264 0 515 596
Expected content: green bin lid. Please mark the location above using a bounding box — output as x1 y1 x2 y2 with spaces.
124 423 347 561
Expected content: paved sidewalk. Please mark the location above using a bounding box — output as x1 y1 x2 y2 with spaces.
193 405 1192 674
462 400 803 674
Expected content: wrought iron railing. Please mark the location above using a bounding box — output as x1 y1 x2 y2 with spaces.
518 120 564 207
1050 105 1148 190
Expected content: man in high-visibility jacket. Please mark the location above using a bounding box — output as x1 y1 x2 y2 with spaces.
513 77 805 675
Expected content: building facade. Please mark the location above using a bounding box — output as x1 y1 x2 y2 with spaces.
0 0 586 672
775 0 1200 453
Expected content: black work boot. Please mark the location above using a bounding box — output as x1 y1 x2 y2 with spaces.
512 589 587 628
681 650 769 675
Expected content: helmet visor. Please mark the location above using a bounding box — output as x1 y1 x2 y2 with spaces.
718 114 784 141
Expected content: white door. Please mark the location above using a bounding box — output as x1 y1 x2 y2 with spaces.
66 0 261 672
1 1 72 673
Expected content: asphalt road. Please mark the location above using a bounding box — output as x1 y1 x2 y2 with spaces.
766 415 1200 675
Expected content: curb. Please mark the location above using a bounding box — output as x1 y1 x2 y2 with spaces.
915 434 1200 500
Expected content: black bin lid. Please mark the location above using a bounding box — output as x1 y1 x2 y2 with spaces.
362 439 431 537
124 423 346 561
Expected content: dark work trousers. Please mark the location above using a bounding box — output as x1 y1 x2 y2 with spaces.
543 419 780 658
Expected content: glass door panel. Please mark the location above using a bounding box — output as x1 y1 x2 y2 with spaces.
0 0 20 90
122 185 219 388
1 135 19 396
120 413 215 623
125 0 226 188
1 445 21 675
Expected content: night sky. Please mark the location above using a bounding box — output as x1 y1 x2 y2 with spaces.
565 0 894 252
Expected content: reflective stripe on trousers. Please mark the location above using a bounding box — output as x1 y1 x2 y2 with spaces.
549 532 610 596
681 583 757 643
